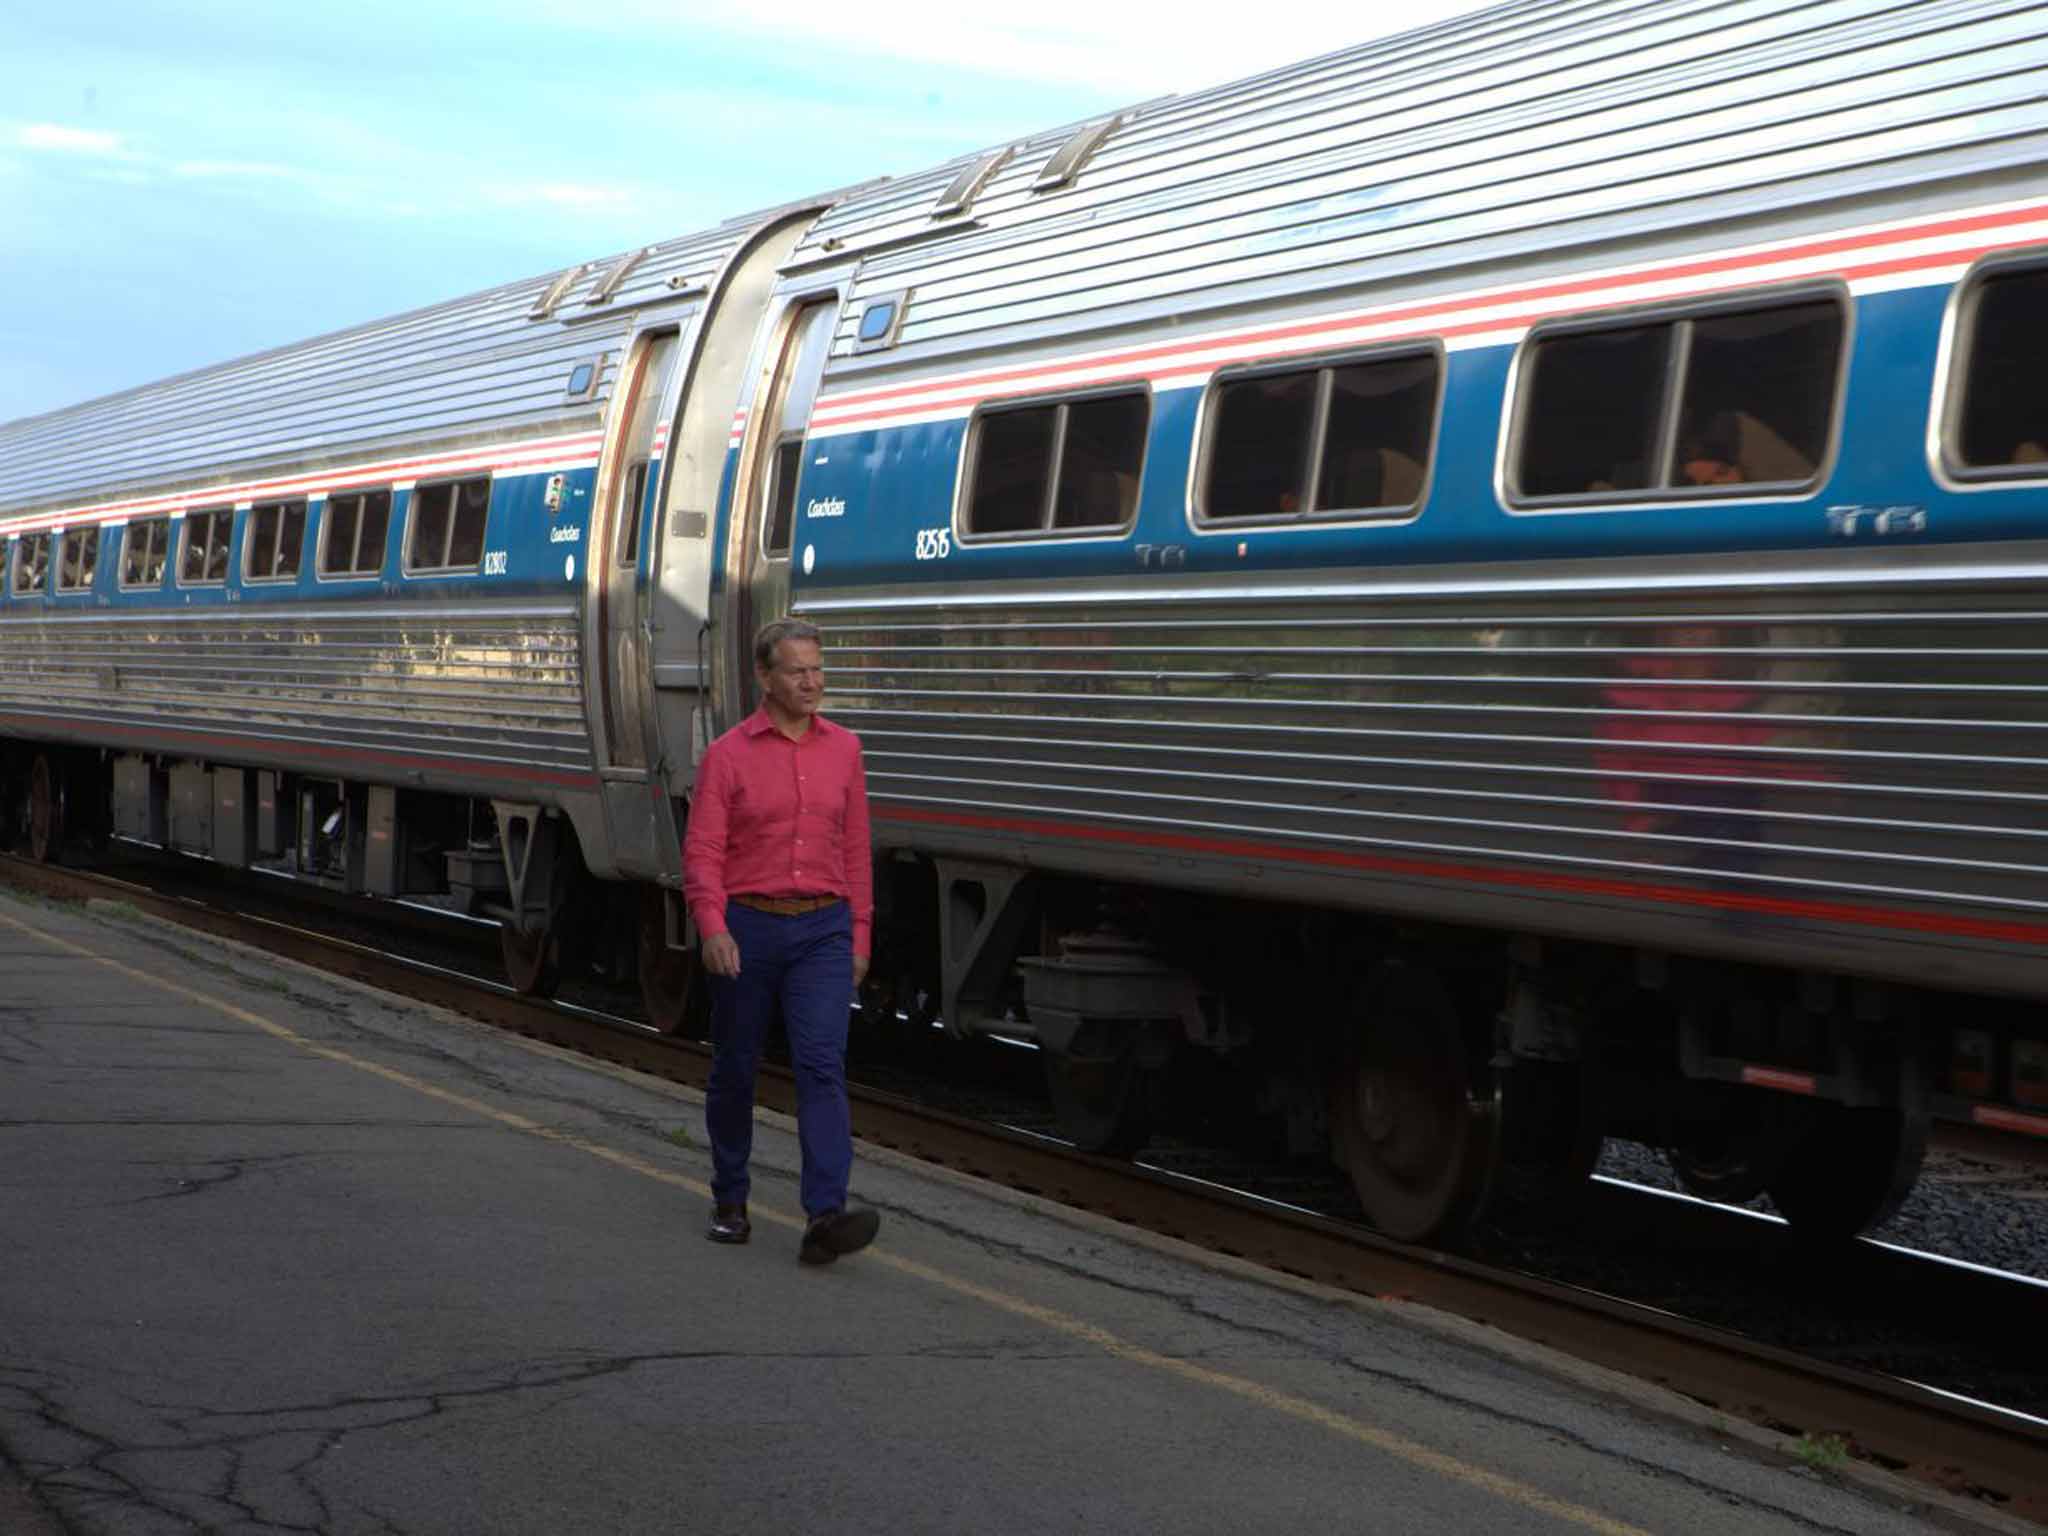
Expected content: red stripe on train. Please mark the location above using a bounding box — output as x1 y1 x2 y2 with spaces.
872 803 2048 947
1973 1105 2048 1138
814 240 2027 435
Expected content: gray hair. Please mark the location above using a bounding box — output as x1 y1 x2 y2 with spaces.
753 617 822 671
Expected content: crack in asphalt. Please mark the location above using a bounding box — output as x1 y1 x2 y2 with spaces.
116 1151 325 1206
4 1346 996 1535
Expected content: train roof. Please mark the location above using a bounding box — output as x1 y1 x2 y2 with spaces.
0 205 798 521
811 0 2048 367
6 0 2046 520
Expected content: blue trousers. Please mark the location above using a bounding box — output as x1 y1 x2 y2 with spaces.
704 900 854 1218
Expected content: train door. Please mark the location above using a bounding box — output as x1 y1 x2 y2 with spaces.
595 329 680 774
717 293 841 716
645 210 820 794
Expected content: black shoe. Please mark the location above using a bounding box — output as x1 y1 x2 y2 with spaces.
799 1206 880 1266
706 1203 750 1244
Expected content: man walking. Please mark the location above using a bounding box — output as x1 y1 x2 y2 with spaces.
684 617 880 1264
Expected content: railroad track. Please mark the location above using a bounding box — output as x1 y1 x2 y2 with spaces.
5 850 2044 1523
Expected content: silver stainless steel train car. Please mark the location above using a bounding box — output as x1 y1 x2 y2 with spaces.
6 0 2048 1240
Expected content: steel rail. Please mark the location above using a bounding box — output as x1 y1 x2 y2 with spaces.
2 851 2042 1523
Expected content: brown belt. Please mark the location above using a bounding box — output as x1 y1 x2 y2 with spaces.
732 893 843 917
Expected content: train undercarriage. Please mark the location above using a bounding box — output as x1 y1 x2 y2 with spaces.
5 738 2043 1245
857 849 2038 1245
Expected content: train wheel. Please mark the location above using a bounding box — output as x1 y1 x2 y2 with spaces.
1333 970 1497 1242
636 888 704 1036
1669 1094 1786 1205
499 920 562 998
1044 1030 1156 1157
1765 1103 1926 1241
27 753 66 864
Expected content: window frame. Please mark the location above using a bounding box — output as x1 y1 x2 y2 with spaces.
315 486 395 582
9 533 51 599
853 289 911 355
177 507 236 588
242 497 309 585
55 525 101 594
1190 342 1444 533
955 382 1152 546
615 458 652 569
402 474 494 577
119 517 172 591
1503 281 1850 513
1935 247 2048 487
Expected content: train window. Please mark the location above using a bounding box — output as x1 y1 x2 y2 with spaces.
613 331 679 569
763 439 802 556
1513 294 1842 501
120 518 170 589
12 532 50 596
858 301 897 344
1949 262 2048 476
756 303 835 562
1516 327 1668 497
244 498 307 583
1672 303 1840 486
617 460 650 567
56 527 99 592
853 291 909 354
319 489 391 578
405 476 491 574
963 389 1147 538
178 509 232 586
1201 350 1437 522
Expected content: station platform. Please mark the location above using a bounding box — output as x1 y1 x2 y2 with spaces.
0 886 2017 1535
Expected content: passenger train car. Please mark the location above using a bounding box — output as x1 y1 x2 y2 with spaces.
6 0 2048 1240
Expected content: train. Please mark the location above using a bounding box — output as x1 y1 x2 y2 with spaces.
6 0 2048 1242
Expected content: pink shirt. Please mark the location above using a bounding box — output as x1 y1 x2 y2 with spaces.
684 708 873 954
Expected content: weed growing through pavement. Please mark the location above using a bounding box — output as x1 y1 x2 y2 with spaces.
1792 1433 1850 1472
665 1126 694 1149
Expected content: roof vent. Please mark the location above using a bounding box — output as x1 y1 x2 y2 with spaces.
528 263 594 321
584 247 654 307
931 146 1014 219
1034 115 1122 193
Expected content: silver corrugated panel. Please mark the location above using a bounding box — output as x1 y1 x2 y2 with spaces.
812 572 2048 987
0 604 592 777
0 220 755 520
803 0 2048 359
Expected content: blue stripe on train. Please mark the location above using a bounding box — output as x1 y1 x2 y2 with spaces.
788 285 2048 594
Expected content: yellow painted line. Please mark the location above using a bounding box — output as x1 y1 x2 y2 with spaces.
3 906 1652 1536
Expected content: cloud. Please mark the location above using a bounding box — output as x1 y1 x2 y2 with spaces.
172 159 310 182
482 179 636 211
13 122 125 156
5 121 327 200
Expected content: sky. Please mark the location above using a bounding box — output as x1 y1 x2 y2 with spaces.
1 0 1494 424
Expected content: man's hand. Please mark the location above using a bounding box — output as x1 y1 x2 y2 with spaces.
853 951 870 989
702 932 741 978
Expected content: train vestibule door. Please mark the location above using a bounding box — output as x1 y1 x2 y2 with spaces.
581 324 684 888
596 329 679 776
716 293 840 719
643 212 820 794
